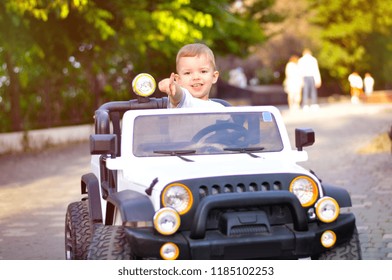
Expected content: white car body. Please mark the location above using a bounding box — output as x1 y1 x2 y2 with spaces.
91 106 320 224
66 74 360 260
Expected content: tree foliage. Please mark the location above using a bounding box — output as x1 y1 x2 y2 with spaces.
2 0 392 132
0 0 277 132
308 0 392 91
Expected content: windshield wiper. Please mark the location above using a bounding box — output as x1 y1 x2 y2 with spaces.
223 147 265 158
153 150 196 162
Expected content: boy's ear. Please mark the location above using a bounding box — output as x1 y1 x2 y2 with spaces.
174 73 180 83
212 71 219 84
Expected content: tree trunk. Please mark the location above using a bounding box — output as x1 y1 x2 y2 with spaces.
4 51 23 131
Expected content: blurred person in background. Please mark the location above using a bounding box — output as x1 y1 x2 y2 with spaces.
298 48 322 111
283 55 303 111
228 67 247 88
363 72 375 96
348 71 363 104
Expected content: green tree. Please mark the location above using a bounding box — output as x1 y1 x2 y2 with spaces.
308 0 392 92
0 0 94 131
0 0 279 132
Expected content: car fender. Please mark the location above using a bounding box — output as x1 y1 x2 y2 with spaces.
107 190 155 223
81 173 103 223
322 184 352 207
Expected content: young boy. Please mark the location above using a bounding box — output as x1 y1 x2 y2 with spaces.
158 43 223 108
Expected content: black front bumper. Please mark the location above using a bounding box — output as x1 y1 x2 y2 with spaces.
125 212 356 259
124 191 357 259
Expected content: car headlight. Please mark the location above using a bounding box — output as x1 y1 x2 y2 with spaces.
315 196 340 223
153 207 180 235
289 176 319 207
162 183 193 215
321 230 337 248
160 242 180 260
132 73 156 97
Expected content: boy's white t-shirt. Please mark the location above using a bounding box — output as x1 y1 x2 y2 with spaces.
168 88 224 108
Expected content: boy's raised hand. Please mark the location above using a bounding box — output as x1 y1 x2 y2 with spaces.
158 73 177 97
158 73 183 106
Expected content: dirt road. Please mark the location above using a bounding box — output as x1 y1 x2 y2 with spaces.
0 101 391 259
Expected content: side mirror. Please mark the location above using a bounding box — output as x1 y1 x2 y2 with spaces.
90 134 117 157
295 128 315 151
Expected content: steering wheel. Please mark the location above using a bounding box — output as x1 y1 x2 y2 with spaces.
191 122 248 144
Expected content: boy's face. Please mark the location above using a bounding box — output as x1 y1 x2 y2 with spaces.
175 54 219 100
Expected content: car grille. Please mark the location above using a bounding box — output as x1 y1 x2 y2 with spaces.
175 174 302 234
198 180 284 200
230 224 269 235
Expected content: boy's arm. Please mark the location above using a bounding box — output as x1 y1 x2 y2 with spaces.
158 73 184 107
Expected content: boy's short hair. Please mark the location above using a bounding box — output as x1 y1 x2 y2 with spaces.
176 43 216 71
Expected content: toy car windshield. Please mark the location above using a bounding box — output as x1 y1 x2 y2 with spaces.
133 111 283 157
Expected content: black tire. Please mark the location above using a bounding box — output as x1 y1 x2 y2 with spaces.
65 201 92 260
316 227 362 260
87 224 133 260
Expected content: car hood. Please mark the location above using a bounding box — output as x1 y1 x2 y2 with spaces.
110 153 310 189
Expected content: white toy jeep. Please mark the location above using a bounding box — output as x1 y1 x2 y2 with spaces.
65 74 361 260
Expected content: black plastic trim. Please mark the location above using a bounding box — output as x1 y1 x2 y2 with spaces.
124 213 356 259
107 190 155 223
323 184 352 207
190 191 308 239
81 173 103 223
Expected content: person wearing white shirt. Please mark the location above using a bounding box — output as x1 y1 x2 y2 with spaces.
363 73 374 96
158 43 224 108
298 48 321 110
348 72 363 104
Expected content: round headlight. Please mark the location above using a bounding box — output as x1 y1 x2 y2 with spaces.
160 242 180 260
153 207 180 235
315 196 340 223
132 73 156 97
289 176 319 207
162 183 193 215
321 230 337 248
